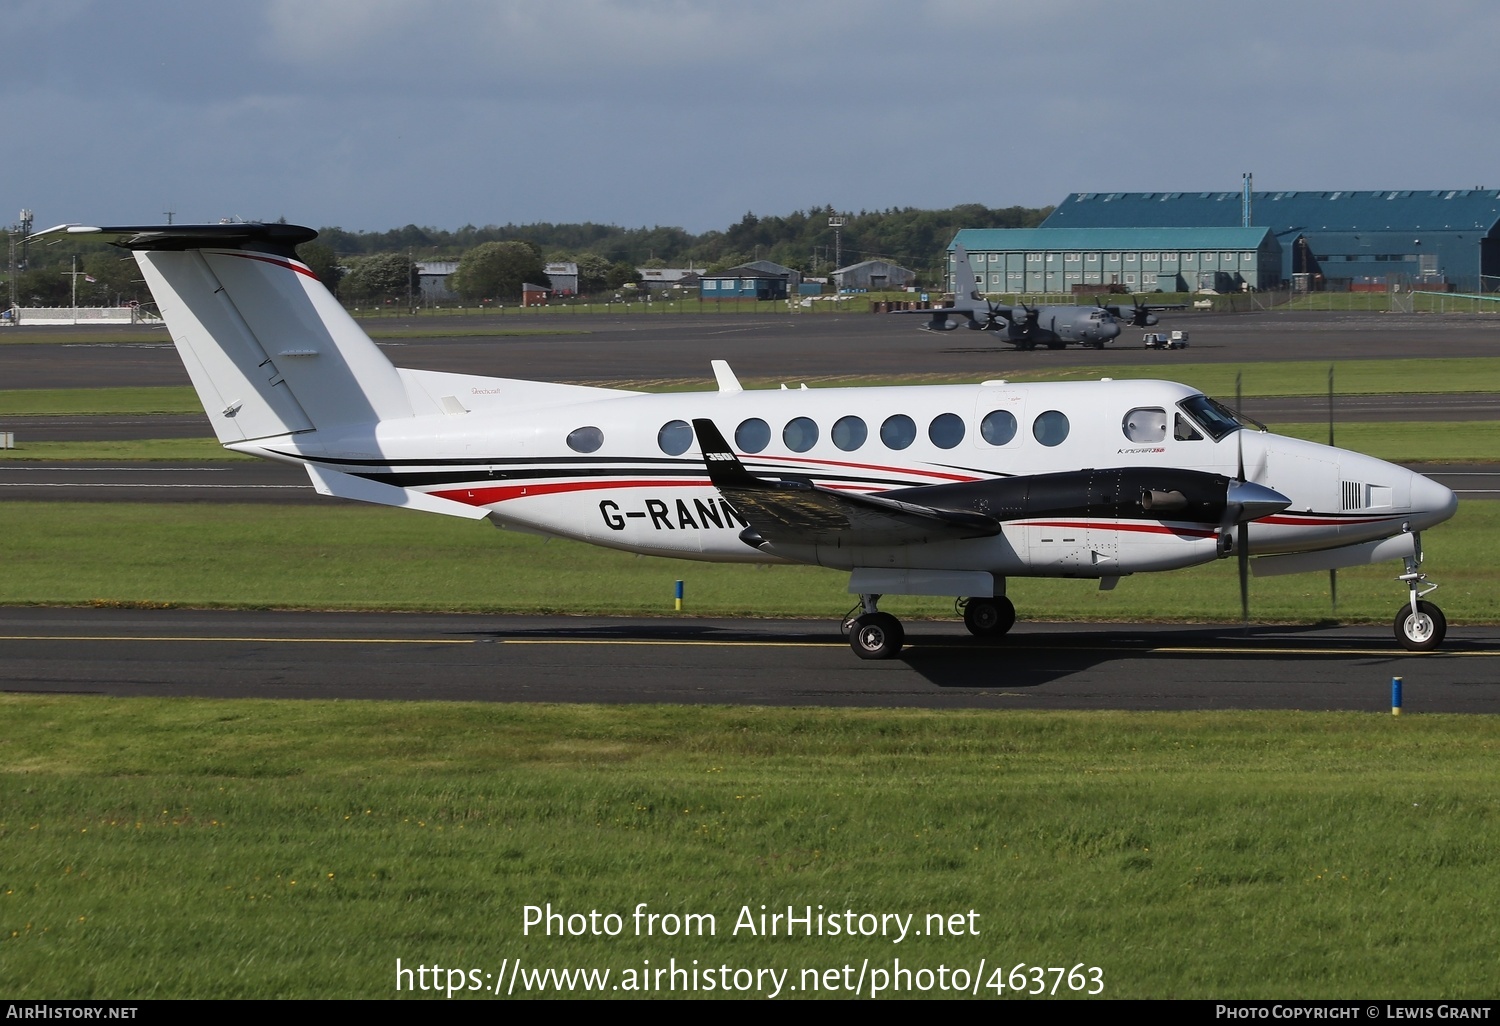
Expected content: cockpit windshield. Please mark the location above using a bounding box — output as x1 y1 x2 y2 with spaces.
1177 394 1246 441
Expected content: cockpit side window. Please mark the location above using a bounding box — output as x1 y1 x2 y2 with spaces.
1176 394 1243 441
1122 407 1167 443
1174 413 1203 441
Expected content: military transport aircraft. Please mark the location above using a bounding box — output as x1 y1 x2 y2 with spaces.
34 222 1458 659
912 245 1185 349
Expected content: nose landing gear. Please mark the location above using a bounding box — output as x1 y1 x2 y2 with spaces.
1394 539 1446 652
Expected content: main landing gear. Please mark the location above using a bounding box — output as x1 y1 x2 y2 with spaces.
1393 542 1446 652
844 594 1017 659
845 594 904 660
960 596 1016 637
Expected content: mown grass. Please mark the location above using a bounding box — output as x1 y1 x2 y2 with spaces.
0 438 247 461
3 699 1498 998
3 357 1498 422
0 387 203 416
1 500 1495 624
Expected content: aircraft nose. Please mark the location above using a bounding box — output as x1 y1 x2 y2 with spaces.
1408 470 1458 530
1102 321 1120 340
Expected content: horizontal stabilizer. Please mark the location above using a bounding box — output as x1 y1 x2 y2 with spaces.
32 222 317 256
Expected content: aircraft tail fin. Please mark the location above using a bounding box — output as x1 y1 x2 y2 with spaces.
37 223 413 443
952 244 983 301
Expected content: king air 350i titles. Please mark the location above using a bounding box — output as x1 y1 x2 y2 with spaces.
36 222 1458 660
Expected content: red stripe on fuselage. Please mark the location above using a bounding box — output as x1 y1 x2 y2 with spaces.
1259 513 1405 527
1021 520 1219 539
432 478 712 506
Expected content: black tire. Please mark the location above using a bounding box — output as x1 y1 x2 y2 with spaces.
1393 600 1446 651
850 612 904 660
962 596 1017 638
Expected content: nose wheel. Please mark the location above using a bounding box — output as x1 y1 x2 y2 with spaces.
1394 600 1445 652
1393 538 1446 652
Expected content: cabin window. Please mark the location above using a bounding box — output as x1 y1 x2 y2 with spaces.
1122 407 1167 443
832 415 868 452
980 409 1018 445
929 413 965 449
880 414 916 450
658 420 693 456
566 426 604 453
736 418 771 453
1032 410 1070 447
783 417 818 453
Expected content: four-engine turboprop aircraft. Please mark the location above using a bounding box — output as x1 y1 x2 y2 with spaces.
36 222 1459 659
913 245 1183 349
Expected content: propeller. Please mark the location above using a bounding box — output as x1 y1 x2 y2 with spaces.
1228 373 1251 626
1012 301 1038 334
1126 295 1159 327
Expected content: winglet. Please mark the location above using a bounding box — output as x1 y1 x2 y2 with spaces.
711 359 743 394
692 418 764 489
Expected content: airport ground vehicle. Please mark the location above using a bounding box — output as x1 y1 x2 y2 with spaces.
1143 331 1190 350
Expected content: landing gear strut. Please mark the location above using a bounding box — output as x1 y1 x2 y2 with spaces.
1393 535 1446 652
845 594 904 660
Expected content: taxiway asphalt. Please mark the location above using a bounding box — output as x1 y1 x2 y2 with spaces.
2 607 1495 712
4 308 1500 391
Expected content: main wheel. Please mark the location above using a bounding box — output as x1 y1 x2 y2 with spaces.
850 612 904 660
1393 600 1446 651
962 596 1016 637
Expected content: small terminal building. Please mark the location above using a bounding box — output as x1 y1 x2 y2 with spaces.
698 265 790 301
950 227 1281 295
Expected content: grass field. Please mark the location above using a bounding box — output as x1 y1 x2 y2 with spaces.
4 319 1497 1001
2 500 1495 624
4 699 1498 999
2 356 1498 418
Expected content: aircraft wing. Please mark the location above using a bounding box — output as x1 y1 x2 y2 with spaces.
692 419 1000 548
893 303 1011 332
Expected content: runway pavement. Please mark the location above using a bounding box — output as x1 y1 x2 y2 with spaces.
2 607 1496 712
3 309 1500 390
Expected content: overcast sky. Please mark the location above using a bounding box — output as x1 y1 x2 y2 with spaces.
7 0 1499 235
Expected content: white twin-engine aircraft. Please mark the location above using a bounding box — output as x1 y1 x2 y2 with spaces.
42 223 1458 659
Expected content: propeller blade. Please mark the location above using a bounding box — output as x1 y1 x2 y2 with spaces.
1235 372 1246 482
1238 520 1250 627
1329 567 1338 612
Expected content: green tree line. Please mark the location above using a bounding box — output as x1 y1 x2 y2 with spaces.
4 203 1050 308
